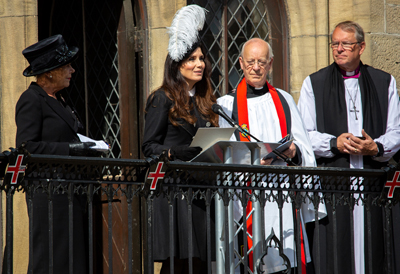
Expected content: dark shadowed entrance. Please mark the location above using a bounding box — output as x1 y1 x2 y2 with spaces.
37 0 146 272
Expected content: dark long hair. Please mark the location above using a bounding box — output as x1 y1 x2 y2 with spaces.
158 44 218 127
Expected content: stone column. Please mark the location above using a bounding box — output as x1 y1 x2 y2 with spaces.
146 0 186 94
287 0 330 102
0 0 37 273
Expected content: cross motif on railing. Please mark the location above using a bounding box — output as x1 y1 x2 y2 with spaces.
148 162 166 190
6 154 26 184
386 171 400 198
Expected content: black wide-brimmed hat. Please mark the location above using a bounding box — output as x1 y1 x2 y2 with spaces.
22 34 79 77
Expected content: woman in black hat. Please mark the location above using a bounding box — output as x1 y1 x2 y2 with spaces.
142 5 218 274
15 34 96 274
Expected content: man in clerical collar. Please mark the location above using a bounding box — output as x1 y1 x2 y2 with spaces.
217 38 326 274
219 38 309 166
298 21 400 274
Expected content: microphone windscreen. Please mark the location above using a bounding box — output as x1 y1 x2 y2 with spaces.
212 103 221 114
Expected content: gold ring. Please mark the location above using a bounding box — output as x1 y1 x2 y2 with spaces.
354 148 358 153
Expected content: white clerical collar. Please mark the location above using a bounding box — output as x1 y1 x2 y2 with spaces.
340 66 361 79
254 86 263 90
188 87 196 97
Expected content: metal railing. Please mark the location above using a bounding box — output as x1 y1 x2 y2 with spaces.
0 149 398 274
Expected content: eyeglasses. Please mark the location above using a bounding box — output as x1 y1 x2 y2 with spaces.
330 41 359 50
244 59 270 69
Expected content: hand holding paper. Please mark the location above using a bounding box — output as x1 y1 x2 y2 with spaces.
77 133 110 152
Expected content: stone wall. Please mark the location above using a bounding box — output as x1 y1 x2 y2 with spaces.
145 0 400 102
146 0 186 95
370 0 400 91
288 0 400 102
0 1 37 272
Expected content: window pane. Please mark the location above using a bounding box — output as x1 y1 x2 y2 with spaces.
50 0 123 158
189 0 270 97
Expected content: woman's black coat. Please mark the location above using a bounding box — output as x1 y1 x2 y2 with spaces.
142 89 201 156
15 82 87 274
142 89 215 261
15 82 80 153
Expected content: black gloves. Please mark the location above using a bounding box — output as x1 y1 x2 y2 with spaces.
69 142 98 156
169 145 202 161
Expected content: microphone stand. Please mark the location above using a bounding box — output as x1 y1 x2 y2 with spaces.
213 103 297 166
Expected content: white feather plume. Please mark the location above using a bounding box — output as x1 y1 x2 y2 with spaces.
167 5 206 62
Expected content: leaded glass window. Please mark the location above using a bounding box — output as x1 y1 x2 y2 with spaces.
189 0 271 97
43 0 123 158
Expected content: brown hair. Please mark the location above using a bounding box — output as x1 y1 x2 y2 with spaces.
156 45 218 127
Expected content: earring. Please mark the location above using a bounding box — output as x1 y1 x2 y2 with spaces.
49 75 52 78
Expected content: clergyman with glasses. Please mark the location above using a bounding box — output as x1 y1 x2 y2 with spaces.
217 38 326 273
298 21 400 274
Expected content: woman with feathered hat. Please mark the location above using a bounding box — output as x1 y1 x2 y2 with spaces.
142 5 218 274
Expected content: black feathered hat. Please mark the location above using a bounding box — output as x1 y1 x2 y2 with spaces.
22 34 79 77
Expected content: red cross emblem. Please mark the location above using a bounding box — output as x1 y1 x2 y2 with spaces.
6 154 26 184
148 162 165 190
385 171 400 198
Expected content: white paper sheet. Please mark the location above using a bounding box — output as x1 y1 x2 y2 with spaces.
77 133 109 151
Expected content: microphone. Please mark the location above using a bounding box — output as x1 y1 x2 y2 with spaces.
212 103 261 142
212 104 237 128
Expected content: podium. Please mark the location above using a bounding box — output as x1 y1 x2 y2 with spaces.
191 140 275 273
191 140 281 164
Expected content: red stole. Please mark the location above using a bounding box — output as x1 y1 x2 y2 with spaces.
236 78 307 273
236 79 287 140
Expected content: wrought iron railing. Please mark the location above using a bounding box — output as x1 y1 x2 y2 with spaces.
0 149 399 274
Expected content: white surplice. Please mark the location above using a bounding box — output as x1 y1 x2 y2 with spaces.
218 87 327 273
298 74 400 274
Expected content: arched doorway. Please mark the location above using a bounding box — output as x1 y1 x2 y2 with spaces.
37 0 146 272
38 0 146 159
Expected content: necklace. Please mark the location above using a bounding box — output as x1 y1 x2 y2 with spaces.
345 83 360 120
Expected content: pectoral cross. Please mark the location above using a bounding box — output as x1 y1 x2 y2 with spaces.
350 105 359 120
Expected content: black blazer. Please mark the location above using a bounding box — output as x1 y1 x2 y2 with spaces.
15 82 80 155
142 89 207 157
